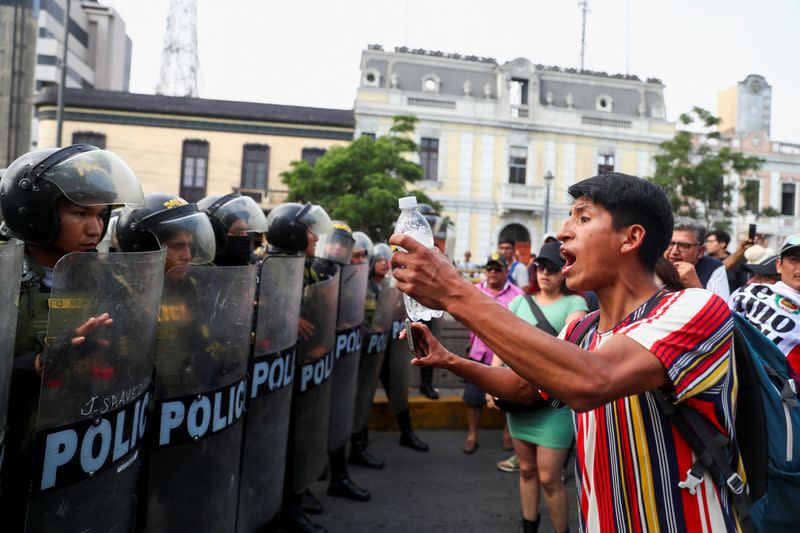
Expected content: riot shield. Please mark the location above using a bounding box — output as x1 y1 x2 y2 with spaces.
144 264 256 533
386 290 411 415
291 263 339 493
24 249 165 533
328 263 369 451
0 240 23 472
237 254 304 532
353 277 402 433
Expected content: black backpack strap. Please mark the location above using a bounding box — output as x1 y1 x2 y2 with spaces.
654 390 754 532
523 294 558 336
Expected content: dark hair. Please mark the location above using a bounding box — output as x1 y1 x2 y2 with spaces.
706 229 730 246
567 172 673 271
498 237 516 247
654 257 685 292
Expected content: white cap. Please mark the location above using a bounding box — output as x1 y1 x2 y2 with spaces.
398 196 417 209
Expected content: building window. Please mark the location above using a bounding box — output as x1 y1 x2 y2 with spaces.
508 146 527 185
362 68 381 87
180 140 209 203
596 95 614 112
781 182 796 216
301 147 327 167
743 179 760 212
72 131 106 149
597 152 615 174
240 144 269 191
420 138 439 180
361 132 376 140
510 78 529 106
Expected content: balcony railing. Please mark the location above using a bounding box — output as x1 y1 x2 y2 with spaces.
498 183 546 212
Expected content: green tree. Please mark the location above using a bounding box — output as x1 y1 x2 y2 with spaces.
651 107 763 228
281 115 441 241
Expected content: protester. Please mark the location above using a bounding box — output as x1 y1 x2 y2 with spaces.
391 172 745 532
664 217 730 300
496 241 586 533
729 234 800 379
461 253 522 454
498 238 529 288
740 245 780 285
705 229 748 292
457 250 479 270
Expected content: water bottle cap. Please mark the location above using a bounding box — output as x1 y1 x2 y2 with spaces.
398 196 417 209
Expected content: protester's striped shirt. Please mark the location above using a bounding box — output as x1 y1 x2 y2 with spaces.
555 288 744 532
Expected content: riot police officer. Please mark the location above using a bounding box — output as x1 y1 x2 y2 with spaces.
198 192 268 266
320 222 371 502
376 243 430 452
0 145 158 531
267 202 335 533
118 193 256 533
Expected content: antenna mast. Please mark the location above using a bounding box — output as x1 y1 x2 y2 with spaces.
578 0 589 71
156 0 199 97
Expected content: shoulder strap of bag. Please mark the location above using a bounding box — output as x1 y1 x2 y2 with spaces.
523 294 558 336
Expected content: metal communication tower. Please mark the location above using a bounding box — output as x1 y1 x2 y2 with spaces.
156 0 199 97
578 0 589 71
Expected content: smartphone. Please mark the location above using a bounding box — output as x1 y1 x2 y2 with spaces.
748 223 757 241
404 318 421 358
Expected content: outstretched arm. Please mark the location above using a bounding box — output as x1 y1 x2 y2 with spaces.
390 235 670 412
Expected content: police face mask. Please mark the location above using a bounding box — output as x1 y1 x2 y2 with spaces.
220 235 253 265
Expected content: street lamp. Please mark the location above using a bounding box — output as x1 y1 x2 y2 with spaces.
543 170 554 234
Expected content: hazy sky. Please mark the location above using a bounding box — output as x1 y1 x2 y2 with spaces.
106 0 800 142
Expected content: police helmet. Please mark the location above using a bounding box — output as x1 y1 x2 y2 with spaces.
352 231 374 264
265 202 332 254
318 220 355 264
198 192 267 263
116 192 215 264
372 243 392 262
0 145 144 246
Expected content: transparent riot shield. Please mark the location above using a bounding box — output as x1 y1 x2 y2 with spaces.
291 262 339 493
24 249 166 533
386 291 411 415
144 264 256 533
353 277 402 433
236 254 304 532
328 263 369 451
0 240 23 471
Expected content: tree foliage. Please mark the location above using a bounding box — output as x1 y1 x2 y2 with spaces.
281 115 441 241
650 107 763 228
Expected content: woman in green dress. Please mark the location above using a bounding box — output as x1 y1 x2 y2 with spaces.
491 241 587 533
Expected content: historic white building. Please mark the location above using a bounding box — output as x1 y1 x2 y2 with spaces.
354 45 675 262
717 75 800 248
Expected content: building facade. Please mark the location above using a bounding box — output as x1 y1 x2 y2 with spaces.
0 0 38 166
354 45 674 262
35 87 354 206
710 75 800 248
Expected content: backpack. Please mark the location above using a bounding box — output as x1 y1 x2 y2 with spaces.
567 299 800 533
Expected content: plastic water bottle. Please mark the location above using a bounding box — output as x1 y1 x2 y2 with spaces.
395 196 443 321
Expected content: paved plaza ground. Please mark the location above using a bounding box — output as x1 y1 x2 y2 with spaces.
305 429 580 533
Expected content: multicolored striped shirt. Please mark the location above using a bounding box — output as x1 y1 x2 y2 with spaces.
555 288 744 532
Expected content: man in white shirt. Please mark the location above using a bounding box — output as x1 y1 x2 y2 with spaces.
664 217 730 300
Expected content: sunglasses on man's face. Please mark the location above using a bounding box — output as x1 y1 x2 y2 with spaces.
485 265 504 273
